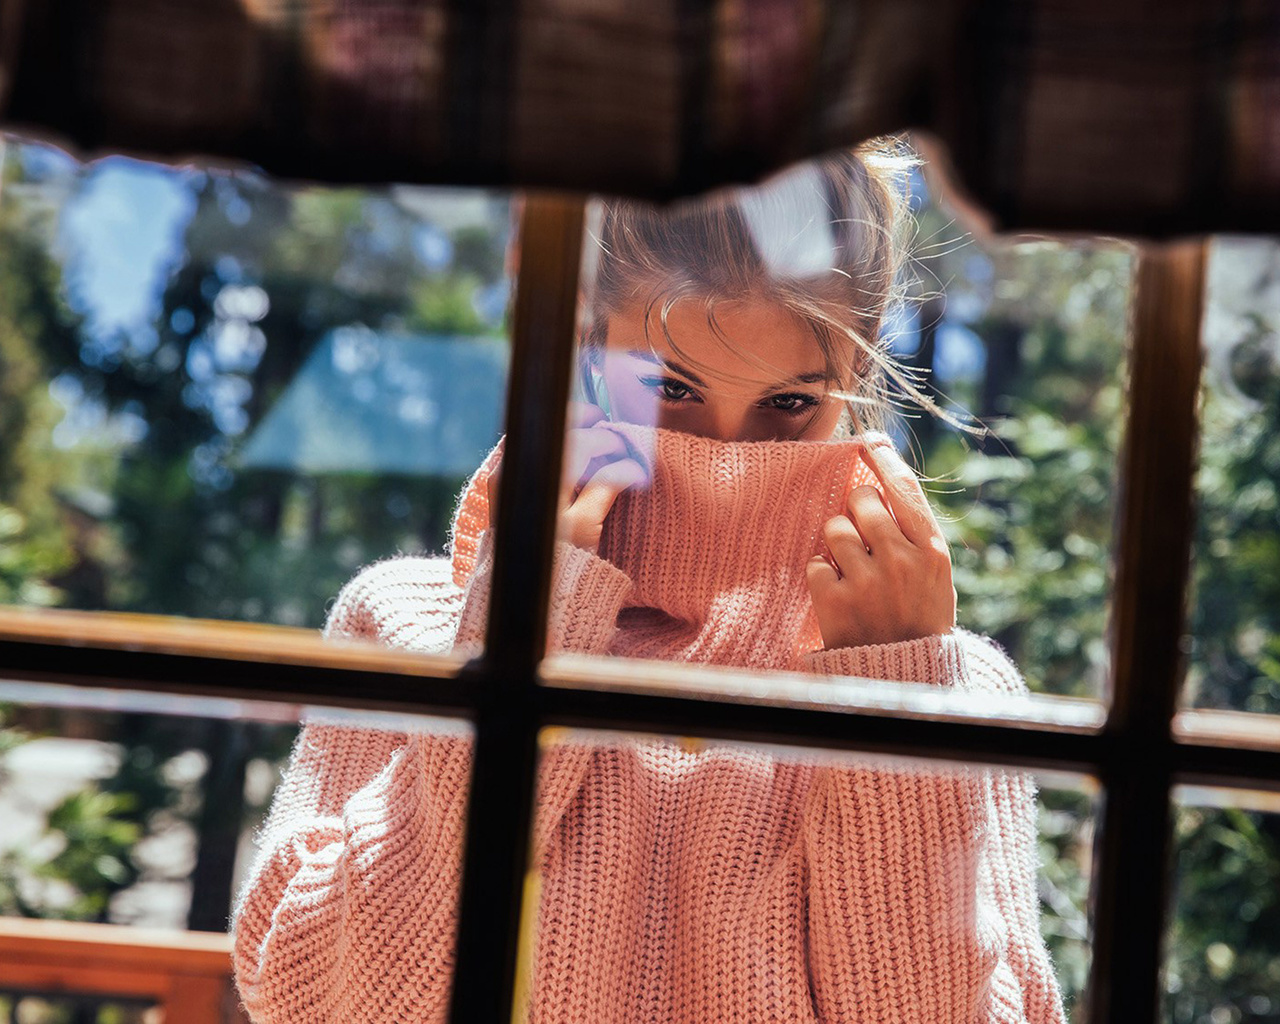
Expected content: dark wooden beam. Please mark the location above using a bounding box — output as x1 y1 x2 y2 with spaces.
1089 239 1207 1024
448 193 584 1024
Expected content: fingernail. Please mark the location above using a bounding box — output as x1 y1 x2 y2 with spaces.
860 431 894 449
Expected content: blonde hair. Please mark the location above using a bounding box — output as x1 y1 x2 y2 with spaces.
579 138 931 436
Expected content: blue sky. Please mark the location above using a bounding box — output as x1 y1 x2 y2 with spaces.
53 154 197 340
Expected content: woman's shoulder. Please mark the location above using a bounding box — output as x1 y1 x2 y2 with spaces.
324 554 464 653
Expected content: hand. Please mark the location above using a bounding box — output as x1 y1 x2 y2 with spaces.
806 434 957 649
487 403 646 554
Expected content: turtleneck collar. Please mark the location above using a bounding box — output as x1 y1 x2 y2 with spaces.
450 425 878 668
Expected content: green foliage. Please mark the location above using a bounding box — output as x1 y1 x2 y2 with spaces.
0 176 82 606
1037 788 1095 1016
0 705 135 921
409 274 491 334
1167 806 1280 1023
1168 240 1280 1020
907 222 1132 698
1186 244 1280 713
0 503 69 606
0 789 143 920
0 706 28 784
8 165 509 625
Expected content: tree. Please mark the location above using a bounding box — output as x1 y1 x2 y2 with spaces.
0 154 82 606
904 199 1132 699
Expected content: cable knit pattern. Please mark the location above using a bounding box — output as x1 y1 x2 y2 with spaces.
233 429 1066 1024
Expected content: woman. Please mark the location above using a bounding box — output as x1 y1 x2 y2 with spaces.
233 141 1066 1024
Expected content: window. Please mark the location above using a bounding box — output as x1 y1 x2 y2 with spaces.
1 132 1277 1024
1185 237 1280 717
0 140 513 632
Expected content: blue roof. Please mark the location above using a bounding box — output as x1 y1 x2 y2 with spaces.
236 328 509 476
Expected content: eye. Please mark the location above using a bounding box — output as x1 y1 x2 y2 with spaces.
640 375 700 403
763 392 821 415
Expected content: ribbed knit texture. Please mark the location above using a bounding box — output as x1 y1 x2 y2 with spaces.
451 424 877 668
233 429 1066 1024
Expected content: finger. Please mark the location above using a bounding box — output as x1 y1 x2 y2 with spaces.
806 554 840 600
568 458 648 546
563 427 629 490
858 435 942 548
845 484 900 553
569 401 607 430
821 512 871 575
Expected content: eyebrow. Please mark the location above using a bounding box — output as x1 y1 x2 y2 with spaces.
626 350 830 392
628 350 707 387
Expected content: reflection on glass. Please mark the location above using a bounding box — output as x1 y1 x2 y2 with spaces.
0 684 467 933
507 729 1094 1022
1167 790 1280 1023
532 138 1128 699
0 684 301 931
1038 783 1096 1018
0 680 474 1018
1185 237 1280 715
0 134 512 630
0 995 156 1023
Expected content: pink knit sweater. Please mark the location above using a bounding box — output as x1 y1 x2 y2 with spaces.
233 428 1066 1024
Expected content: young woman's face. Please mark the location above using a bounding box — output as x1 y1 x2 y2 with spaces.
597 297 846 442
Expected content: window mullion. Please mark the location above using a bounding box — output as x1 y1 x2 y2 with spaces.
449 194 586 1024
1089 239 1207 1024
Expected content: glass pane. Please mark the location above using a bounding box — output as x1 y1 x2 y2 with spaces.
1167 788 1280 1023
511 728 1096 1022
533 137 1128 706
0 996 158 1024
0 678 470 1019
0 134 513 653
1184 237 1280 716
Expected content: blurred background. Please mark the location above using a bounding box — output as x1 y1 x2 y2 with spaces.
0 134 1276 1022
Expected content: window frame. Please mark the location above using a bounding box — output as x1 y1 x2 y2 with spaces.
0 194 1274 1024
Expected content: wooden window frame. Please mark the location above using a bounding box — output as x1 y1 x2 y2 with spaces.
0 195 1275 1024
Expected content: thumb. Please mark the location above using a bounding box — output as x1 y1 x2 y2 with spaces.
565 458 647 552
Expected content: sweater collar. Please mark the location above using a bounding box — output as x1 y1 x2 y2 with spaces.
450 426 877 663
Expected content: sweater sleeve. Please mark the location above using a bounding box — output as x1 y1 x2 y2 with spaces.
968 641 1067 1024
232 547 629 1022
232 557 472 1023
453 528 633 656
802 631 1065 1024
801 630 971 685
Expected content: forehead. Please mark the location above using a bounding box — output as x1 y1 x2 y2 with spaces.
603 297 828 382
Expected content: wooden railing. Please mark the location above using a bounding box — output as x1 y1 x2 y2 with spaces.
0 917 242 1023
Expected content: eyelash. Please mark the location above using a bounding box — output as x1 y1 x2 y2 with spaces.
638 376 822 417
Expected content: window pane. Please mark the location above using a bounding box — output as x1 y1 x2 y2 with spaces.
0 678 471 1019
536 139 1128 705
1167 788 1280 1023
0 134 513 649
1184 237 1280 716
511 728 1096 1022
0 995 158 1024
